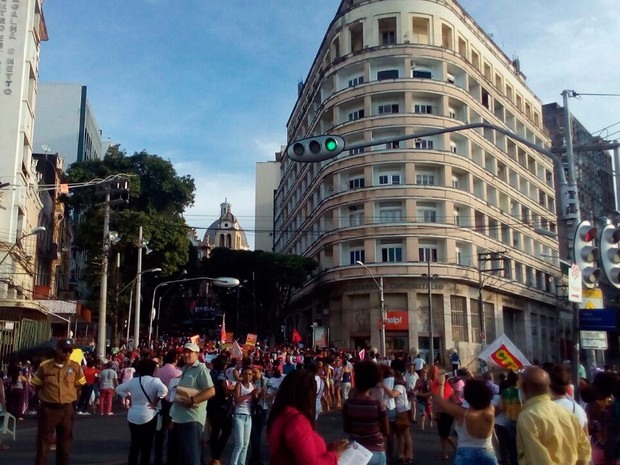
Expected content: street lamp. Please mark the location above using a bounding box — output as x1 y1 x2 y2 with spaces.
0 226 46 268
123 267 161 345
356 261 386 356
148 276 240 346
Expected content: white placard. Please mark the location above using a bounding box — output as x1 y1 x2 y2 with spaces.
568 264 582 303
338 441 372 465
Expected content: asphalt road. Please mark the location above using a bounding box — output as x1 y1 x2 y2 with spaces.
1 406 447 465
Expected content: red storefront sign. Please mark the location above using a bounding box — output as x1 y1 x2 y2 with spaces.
384 311 409 330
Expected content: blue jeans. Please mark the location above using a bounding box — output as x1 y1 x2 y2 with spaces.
231 413 252 465
367 450 387 465
454 447 498 465
170 421 203 465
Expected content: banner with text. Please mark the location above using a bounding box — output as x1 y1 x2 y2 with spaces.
477 334 530 370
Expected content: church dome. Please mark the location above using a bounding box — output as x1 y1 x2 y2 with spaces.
203 200 250 250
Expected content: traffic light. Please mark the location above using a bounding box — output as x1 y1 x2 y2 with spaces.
573 220 601 288
286 135 345 162
600 222 620 288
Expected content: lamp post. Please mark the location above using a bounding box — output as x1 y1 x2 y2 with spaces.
148 276 240 346
123 267 161 346
356 261 386 356
0 226 46 268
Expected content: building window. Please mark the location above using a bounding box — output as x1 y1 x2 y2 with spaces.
386 141 400 149
349 147 365 155
419 247 438 262
379 202 403 223
454 207 461 225
348 109 365 121
414 104 433 114
381 245 403 262
419 209 436 223
348 76 364 87
379 17 396 45
378 104 400 114
349 177 365 189
377 69 399 80
349 249 365 265
414 139 434 149
450 142 457 153
348 209 364 226
379 174 401 185
452 176 460 189
416 173 435 185
412 70 432 79
451 296 468 342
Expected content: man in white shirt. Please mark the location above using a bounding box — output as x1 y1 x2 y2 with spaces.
413 354 426 375
547 364 588 432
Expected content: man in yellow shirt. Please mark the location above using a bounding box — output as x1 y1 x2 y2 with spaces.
517 366 591 465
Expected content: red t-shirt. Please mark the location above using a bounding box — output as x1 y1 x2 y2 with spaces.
83 366 99 385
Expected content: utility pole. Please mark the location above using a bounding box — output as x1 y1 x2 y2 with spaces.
421 258 438 365
96 176 129 362
134 226 143 348
96 186 111 362
477 251 506 372
562 90 583 400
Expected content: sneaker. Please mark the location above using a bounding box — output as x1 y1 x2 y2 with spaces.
82 411 91 416
50 445 56 451
76 411 83 415
107 412 114 416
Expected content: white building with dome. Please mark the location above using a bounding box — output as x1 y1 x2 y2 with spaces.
189 200 251 259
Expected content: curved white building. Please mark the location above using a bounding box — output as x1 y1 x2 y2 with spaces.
274 0 565 364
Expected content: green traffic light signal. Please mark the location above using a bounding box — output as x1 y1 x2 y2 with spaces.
326 138 338 151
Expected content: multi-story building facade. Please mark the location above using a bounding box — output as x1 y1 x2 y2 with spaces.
33 83 108 165
0 0 51 366
255 158 282 251
274 0 564 364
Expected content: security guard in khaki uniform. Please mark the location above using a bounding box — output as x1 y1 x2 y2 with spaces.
31 339 86 465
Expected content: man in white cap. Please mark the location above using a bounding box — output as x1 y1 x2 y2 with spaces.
169 342 215 465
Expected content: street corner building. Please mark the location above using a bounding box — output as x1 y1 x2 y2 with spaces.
271 0 582 364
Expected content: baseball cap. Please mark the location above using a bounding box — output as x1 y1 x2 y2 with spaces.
183 342 200 352
57 339 74 351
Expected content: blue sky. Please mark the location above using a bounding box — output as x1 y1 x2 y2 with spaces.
39 0 620 248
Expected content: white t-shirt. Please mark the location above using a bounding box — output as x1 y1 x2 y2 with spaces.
553 397 588 428
115 375 168 425
383 377 396 411
413 358 426 371
405 371 419 392
394 384 410 413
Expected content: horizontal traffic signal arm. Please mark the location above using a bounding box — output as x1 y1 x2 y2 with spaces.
286 122 566 181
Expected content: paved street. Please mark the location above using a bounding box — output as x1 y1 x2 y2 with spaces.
2 407 447 465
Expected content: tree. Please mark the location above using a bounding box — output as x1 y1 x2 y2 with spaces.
202 248 318 341
63 145 196 340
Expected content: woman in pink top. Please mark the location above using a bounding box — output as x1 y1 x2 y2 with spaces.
267 369 349 465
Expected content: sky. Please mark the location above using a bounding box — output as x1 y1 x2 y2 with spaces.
38 0 620 249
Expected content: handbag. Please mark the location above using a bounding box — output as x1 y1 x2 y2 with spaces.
395 411 411 429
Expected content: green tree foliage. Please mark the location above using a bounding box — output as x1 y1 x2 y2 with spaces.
202 248 318 341
63 145 195 312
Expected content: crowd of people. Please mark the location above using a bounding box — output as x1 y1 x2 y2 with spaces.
2 337 620 465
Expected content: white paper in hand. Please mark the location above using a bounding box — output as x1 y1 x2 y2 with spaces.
338 441 373 465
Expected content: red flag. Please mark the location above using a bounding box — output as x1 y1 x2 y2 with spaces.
220 313 226 344
190 334 199 345
292 329 302 344
358 348 366 360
